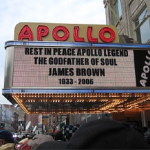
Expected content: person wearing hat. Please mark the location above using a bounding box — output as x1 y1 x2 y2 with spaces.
28 134 54 150
15 134 55 150
0 130 15 150
62 124 79 141
36 119 150 149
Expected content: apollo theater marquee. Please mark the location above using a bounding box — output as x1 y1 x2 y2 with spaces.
2 22 150 114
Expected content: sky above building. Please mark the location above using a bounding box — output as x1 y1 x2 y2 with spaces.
0 0 106 104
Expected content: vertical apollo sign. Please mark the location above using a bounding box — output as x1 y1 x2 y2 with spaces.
134 50 150 87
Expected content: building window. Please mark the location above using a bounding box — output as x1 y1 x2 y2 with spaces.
114 0 122 20
135 7 150 43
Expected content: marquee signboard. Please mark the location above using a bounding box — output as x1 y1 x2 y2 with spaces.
3 23 150 90
4 42 150 89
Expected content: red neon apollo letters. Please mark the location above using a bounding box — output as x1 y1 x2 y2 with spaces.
53 26 69 41
37 25 49 41
18 25 33 41
18 25 115 43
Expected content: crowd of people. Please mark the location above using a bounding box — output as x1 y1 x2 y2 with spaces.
0 119 150 150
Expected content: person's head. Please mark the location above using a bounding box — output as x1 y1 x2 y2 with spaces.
54 130 63 141
16 135 52 150
28 134 54 150
0 130 14 147
62 125 78 141
36 119 150 149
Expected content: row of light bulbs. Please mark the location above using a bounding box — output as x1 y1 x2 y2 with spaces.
12 93 150 114
12 95 30 114
15 93 145 97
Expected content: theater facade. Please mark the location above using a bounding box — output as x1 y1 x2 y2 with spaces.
2 22 150 127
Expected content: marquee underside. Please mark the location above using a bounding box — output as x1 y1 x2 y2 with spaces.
3 92 150 114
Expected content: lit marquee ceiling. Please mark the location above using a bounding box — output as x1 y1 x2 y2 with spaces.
4 93 150 114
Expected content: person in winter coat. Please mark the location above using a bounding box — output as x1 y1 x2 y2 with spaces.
0 130 15 150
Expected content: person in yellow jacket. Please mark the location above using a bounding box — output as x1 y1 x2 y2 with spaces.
0 130 15 150
0 143 14 150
